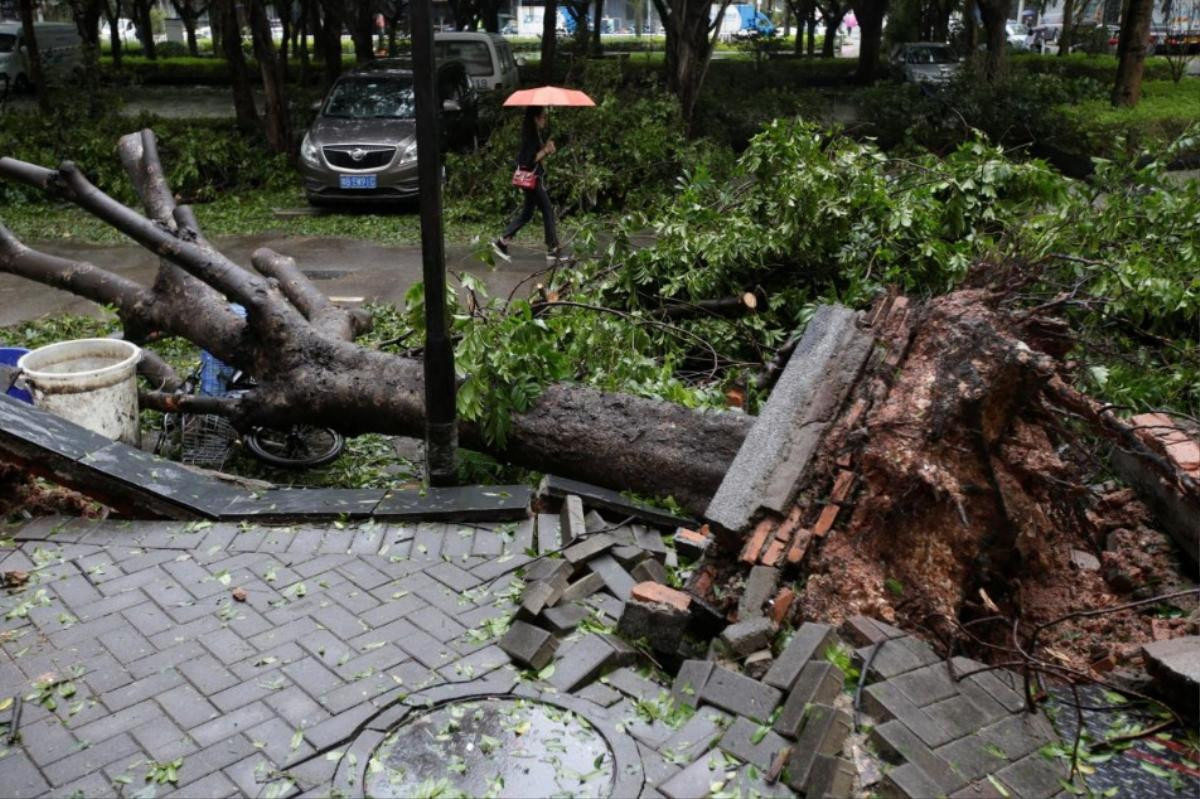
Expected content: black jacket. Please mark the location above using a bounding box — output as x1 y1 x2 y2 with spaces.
516 125 546 176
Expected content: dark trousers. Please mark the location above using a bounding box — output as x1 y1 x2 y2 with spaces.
502 178 558 249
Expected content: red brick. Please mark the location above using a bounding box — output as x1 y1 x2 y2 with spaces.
689 566 716 599
830 470 856 503
843 399 868 429
740 518 776 564
631 582 691 612
812 504 840 537
836 451 854 468
761 538 788 567
770 588 796 625
785 527 813 564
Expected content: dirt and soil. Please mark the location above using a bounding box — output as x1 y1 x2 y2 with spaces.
0 458 101 520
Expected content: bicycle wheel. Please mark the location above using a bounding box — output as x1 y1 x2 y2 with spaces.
244 425 345 468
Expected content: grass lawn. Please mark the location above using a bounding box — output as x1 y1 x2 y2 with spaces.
1054 79 1200 158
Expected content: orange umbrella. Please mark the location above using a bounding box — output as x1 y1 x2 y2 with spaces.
503 86 596 107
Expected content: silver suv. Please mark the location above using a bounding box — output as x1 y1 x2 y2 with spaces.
299 61 477 205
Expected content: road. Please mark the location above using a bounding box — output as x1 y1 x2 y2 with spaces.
0 234 553 327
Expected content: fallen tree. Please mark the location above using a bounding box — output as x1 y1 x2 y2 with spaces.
0 130 751 514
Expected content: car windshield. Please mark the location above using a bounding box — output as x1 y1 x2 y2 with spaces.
434 40 493 76
0 34 16 53
323 77 415 119
1008 23 1028 34
908 45 955 64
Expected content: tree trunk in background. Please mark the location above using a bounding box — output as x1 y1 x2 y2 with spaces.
133 0 157 58
217 0 259 130
850 0 885 83
806 11 816 54
1112 0 1153 104
352 0 375 61
277 0 293 80
820 6 844 56
541 0 558 81
977 0 1010 79
249 0 290 153
104 0 124 67
656 0 726 131
480 0 502 31
964 0 977 47
70 0 104 84
17 0 50 112
592 0 604 53
1058 0 1074 53
320 0 344 84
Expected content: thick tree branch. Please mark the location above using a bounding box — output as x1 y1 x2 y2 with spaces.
251 247 362 341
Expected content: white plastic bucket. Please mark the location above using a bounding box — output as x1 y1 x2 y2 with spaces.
17 338 142 445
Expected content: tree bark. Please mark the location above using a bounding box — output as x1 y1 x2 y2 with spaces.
319 0 345 84
104 0 124 68
1112 0 1154 106
963 0 977 48
248 0 290 153
217 0 259 131
592 0 603 54
541 0 558 81
819 2 844 58
352 0 375 62
133 0 157 58
17 0 50 112
0 135 753 514
849 0 885 83
976 0 1010 80
1058 0 1074 54
805 11 816 55
655 0 729 131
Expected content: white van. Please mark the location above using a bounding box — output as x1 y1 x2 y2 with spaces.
0 22 83 92
433 32 519 93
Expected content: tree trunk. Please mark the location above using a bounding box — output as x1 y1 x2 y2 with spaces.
248 0 290 153
352 0 375 61
592 0 603 54
1112 0 1154 105
278 0 293 80
105 0 124 68
320 0 345 83
977 0 1010 80
134 0 157 58
217 0 259 131
806 12 816 54
656 0 726 132
0 135 752 513
850 0 885 83
17 0 50 113
964 0 977 48
820 8 843 57
541 0 558 81
1058 0 1073 54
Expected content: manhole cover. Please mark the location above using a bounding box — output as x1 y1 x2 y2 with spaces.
365 697 615 798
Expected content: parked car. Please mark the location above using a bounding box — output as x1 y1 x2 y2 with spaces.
299 60 478 205
432 31 519 92
0 21 82 94
891 42 960 84
1006 21 1030 50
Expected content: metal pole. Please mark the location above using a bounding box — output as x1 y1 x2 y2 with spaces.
411 0 458 486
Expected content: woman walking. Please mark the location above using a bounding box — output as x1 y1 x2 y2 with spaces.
493 106 563 264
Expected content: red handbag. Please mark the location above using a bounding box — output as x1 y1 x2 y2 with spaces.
511 168 538 190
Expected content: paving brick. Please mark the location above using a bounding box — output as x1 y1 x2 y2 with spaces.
977 714 1056 760
658 750 729 799
103 669 184 712
775 661 845 738
179 652 240 696
719 715 789 770
190 701 275 747
700 666 781 723
637 741 681 790
936 735 1009 782
21 716 82 768
409 604 467 643
171 734 257 789
631 558 669 585
841 615 905 646
536 513 561 553
880 761 948 799
588 554 636 600
303 702 377 751
951 658 1028 714
209 668 291 713
562 532 616 565
559 494 586 546
658 708 730 764
994 752 1068 799
617 599 689 654
720 617 775 656
766 623 840 693
547 634 622 692
336 558 391 590
166 769 239 799
863 680 956 747
737 565 779 619
428 560 479 593
130 714 199 762
889 662 961 707
541 602 589 633
561 572 605 602
81 650 134 693
603 667 663 701
248 617 320 651
871 719 969 794
73 698 162 743
265 685 327 729
394 626 455 669
924 693 1003 740
783 704 852 792
335 644 408 683
672 660 714 707
0 751 51 798
500 620 558 670
576 681 623 708
42 731 140 786
157 682 220 729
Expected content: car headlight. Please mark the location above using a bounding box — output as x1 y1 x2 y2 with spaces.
300 133 320 166
399 140 418 164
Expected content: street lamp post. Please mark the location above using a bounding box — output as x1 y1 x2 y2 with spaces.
410 0 458 486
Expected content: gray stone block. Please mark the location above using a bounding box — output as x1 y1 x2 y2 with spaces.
536 513 561 553
588 554 637 600
500 620 558 670
806 755 857 799
870 719 968 794
672 660 714 708
673 527 711 560
618 599 689 654
1142 635 1200 717
889 663 961 708
659 708 731 763
764 622 838 691
542 602 590 633
604 667 664 701
720 617 775 656
632 558 669 585
524 557 572 584
977 714 1056 760
539 474 694 531
859 636 939 681
774 661 845 738
935 736 1008 782
842 615 906 646
658 751 736 799
520 574 568 617
562 532 616 565
880 762 948 799
863 681 957 747
633 525 669 559
612 544 650 569
559 494 586 546
925 694 1002 740
700 665 782 722
705 304 874 533
745 650 773 681
783 703 852 792
584 510 611 534
561 572 605 602
737 565 780 619
994 752 1069 799
718 716 789 770
547 634 621 692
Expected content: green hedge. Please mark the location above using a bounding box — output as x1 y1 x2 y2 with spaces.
99 54 359 85
1011 52 1174 83
1052 80 1200 159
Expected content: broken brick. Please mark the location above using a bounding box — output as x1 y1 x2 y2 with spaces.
843 398 868 430
812 504 841 537
830 470 856 503
760 537 788 567
631 581 691 612
770 587 796 625
688 565 716 598
786 527 813 564
740 517 777 564
617 599 689 653
674 526 711 560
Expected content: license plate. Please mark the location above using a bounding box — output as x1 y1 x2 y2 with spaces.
339 175 377 189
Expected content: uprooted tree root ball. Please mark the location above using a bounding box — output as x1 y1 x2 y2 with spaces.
0 458 100 520
794 288 1197 673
